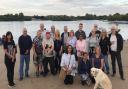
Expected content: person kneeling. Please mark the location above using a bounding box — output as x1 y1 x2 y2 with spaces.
78 52 92 86
60 45 76 85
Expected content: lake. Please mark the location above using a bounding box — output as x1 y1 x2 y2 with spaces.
0 20 128 44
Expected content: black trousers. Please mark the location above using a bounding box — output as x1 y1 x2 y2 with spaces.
54 52 61 73
5 59 15 85
43 57 55 75
111 51 124 78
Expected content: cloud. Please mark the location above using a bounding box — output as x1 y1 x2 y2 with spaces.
0 0 127 16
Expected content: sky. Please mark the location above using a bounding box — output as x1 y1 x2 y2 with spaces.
0 0 128 16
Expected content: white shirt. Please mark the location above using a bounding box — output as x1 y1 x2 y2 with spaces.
61 53 76 76
110 34 117 51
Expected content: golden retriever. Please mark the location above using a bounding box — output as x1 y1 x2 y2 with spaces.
91 68 112 89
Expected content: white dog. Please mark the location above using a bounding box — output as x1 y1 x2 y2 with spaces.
91 68 112 89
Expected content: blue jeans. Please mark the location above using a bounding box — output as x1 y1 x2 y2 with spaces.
19 55 30 78
102 54 109 73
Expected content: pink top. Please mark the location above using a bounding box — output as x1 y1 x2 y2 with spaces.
76 39 87 56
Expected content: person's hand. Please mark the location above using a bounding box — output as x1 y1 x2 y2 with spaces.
64 66 68 70
12 56 15 62
8 55 12 59
34 52 37 57
67 70 71 75
25 50 28 54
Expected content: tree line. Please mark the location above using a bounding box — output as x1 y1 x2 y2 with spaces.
0 13 128 21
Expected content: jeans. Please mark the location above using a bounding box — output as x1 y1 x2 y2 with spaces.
19 55 30 78
110 51 124 78
102 54 109 73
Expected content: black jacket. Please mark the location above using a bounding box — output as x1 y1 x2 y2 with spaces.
99 37 109 55
18 35 32 55
108 33 123 53
61 32 69 45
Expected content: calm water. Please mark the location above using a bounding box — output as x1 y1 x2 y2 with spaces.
0 20 128 44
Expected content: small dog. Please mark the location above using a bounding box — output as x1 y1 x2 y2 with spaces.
91 68 112 89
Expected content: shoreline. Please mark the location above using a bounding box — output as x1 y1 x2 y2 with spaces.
0 42 128 89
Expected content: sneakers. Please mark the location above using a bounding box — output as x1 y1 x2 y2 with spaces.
8 85 13 88
8 83 15 88
121 77 125 80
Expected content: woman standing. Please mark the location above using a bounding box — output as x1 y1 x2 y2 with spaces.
33 30 43 77
60 45 76 85
54 30 62 73
88 29 99 58
99 29 110 74
4 31 16 88
76 34 88 61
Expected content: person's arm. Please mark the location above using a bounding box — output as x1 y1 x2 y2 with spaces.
60 54 67 70
119 34 123 51
12 41 16 61
33 43 36 54
3 43 13 59
18 36 22 49
66 37 69 46
83 31 86 39
100 59 104 70
28 36 33 50
42 40 46 50
76 40 79 51
50 39 54 51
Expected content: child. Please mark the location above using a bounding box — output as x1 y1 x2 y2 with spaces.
78 52 92 86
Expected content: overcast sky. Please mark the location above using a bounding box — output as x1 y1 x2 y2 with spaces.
0 0 128 16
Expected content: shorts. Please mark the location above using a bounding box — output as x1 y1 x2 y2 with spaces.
33 54 43 65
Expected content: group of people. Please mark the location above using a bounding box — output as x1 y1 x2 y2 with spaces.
3 23 125 88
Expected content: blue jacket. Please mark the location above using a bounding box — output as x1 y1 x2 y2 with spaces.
78 59 91 74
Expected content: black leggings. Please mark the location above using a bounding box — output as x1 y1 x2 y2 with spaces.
54 52 61 72
5 59 15 85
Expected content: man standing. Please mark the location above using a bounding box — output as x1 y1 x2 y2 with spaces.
40 23 47 40
61 26 69 45
75 23 86 39
109 25 125 80
61 26 69 53
50 25 56 40
18 28 32 81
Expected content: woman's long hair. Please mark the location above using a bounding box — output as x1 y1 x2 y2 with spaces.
5 31 13 42
55 30 61 40
66 45 74 55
